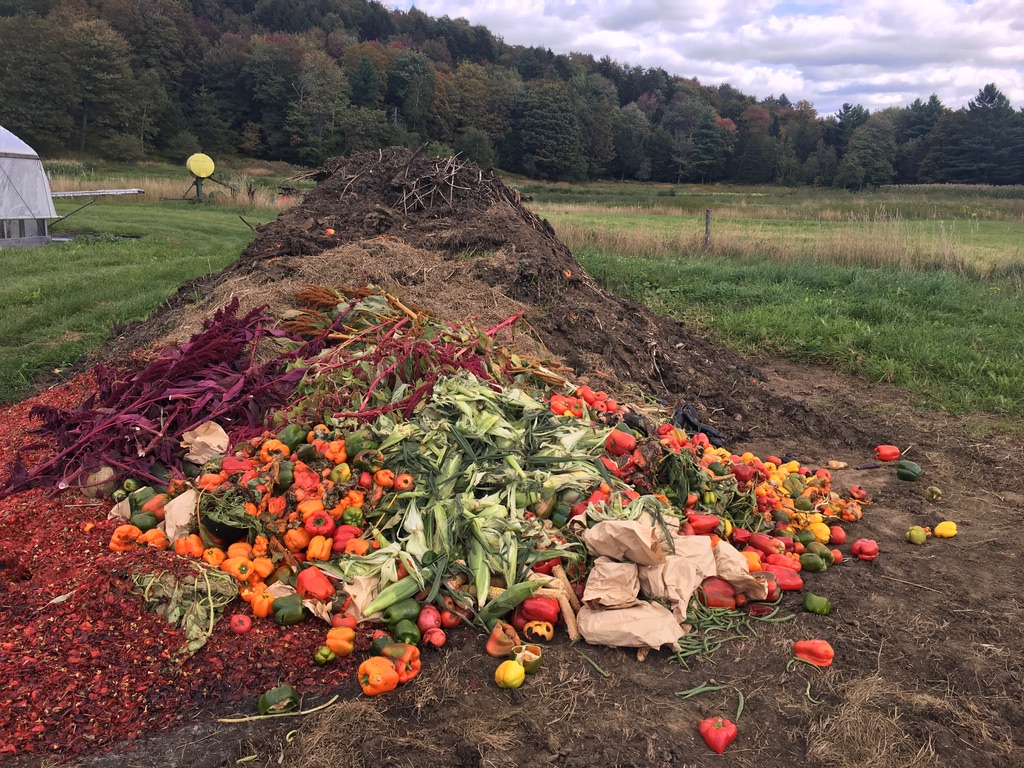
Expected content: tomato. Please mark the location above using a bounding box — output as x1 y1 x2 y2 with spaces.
229 614 252 634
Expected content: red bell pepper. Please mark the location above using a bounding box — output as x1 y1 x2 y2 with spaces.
696 577 736 609
330 524 364 553
762 564 804 591
296 566 334 601
532 557 560 576
686 513 721 535
748 532 785 556
873 444 901 462
730 528 751 546
699 716 738 754
380 643 421 683
221 456 255 474
793 639 834 667
304 512 336 537
764 553 801 571
851 538 879 561
510 596 560 630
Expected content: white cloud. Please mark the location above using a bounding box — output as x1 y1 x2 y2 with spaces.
387 0 1024 115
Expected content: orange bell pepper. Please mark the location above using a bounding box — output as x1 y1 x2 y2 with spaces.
306 535 332 561
325 626 356 657
358 656 399 696
137 528 169 550
283 527 312 553
202 547 227 567
221 556 254 581
252 590 276 619
793 639 834 667
173 534 205 558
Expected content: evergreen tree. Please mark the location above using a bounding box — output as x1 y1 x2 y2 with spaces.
511 81 587 180
350 55 382 108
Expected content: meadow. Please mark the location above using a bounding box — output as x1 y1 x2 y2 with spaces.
2 166 1022 420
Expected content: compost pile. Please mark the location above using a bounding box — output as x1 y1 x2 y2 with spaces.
3 148 1024 767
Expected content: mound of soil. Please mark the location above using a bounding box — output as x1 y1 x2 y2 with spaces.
25 148 1024 767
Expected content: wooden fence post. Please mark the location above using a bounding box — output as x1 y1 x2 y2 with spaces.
704 209 712 251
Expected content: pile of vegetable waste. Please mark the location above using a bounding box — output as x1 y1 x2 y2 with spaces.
0 285 901 757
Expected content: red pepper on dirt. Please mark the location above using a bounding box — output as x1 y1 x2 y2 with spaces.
296 566 335 601
532 557 560 576
696 577 737 609
762 564 804 591
850 538 880 561
873 444 901 461
485 620 521 657
605 428 637 457
793 639 835 667
699 716 738 754
848 485 869 500
765 553 802 571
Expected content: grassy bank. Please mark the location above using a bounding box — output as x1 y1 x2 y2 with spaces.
575 244 1024 416
0 200 266 402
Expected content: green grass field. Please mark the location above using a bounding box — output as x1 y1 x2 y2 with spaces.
0 200 263 401
2 174 1023 421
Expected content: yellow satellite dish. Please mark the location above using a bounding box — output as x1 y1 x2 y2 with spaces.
186 153 215 179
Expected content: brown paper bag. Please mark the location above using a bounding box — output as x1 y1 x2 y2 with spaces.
581 519 666 566
714 540 769 600
638 555 702 623
582 557 640 609
180 421 229 464
577 601 684 651
162 489 198 543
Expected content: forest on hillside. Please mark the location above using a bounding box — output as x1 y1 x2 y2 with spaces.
2 0 1023 187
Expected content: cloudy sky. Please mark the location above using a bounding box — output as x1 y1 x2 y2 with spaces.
385 0 1024 117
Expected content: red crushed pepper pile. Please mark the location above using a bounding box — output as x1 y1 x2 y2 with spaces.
0 376 363 759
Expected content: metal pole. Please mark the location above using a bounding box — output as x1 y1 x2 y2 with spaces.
704 209 712 251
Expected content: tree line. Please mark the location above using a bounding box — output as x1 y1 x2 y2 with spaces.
1 0 1023 187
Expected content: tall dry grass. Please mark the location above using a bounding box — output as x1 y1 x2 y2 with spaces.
546 213 988 274
48 175 285 210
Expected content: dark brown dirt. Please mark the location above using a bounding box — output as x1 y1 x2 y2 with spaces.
20 148 1024 767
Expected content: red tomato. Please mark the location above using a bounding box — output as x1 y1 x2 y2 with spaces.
229 614 252 634
830 549 843 565
828 525 846 544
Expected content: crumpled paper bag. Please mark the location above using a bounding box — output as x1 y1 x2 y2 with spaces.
581 518 666 566
577 601 683 651
346 574 383 621
180 421 229 464
638 554 701 623
162 489 198 543
582 557 640 609
714 540 769 600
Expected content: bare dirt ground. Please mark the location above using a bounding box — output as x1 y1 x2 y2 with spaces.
7 148 1024 768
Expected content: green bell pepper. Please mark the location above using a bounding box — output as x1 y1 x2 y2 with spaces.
273 593 307 626
802 592 832 615
391 619 421 645
342 506 365 527
276 423 308 453
295 443 320 463
799 552 828 572
329 463 351 484
129 512 158 532
257 683 300 715
381 598 421 626
314 645 337 666
371 633 395 655
275 461 295 493
896 460 923 481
